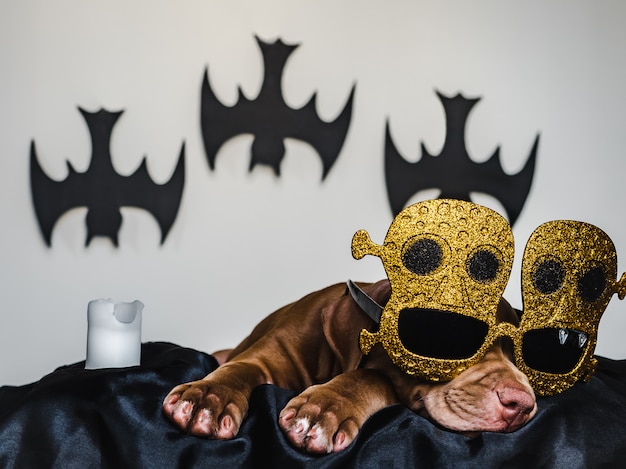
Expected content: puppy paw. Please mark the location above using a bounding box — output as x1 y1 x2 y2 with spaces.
278 384 361 454
162 379 247 439
278 369 398 454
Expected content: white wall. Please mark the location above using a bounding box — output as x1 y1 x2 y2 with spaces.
2 1 626 385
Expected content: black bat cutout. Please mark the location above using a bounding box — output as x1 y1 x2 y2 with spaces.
385 91 539 226
201 36 355 180
30 108 185 247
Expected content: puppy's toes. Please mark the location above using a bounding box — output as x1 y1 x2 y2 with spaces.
162 380 246 439
199 404 239 439
302 422 334 454
332 419 359 453
279 396 357 454
188 407 215 436
163 386 195 429
302 418 360 454
285 416 314 447
215 412 238 439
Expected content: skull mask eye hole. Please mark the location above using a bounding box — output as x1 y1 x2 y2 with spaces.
467 249 500 283
578 266 606 302
533 259 565 294
402 238 443 275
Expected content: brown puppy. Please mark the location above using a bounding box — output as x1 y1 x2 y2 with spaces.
163 280 537 454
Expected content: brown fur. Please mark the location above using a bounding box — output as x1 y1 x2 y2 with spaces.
163 280 536 454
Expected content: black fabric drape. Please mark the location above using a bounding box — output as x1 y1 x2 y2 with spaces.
2 342 626 468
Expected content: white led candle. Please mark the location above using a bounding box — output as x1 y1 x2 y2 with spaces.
85 299 144 369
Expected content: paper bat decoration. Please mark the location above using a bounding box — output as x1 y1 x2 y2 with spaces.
30 108 185 247
201 36 355 179
385 91 538 226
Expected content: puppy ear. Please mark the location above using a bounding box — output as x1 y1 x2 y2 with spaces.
321 280 391 372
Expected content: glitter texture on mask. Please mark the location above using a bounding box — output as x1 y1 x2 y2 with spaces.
352 199 514 382
352 199 626 396
518 220 623 395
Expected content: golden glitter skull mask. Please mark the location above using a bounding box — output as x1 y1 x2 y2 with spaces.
353 199 515 383
515 220 626 395
352 199 626 396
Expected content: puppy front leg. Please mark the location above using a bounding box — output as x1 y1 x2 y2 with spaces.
162 360 266 439
278 369 398 454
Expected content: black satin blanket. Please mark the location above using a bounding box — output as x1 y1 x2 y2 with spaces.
2 342 626 468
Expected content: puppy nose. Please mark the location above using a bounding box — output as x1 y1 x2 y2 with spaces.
496 385 536 430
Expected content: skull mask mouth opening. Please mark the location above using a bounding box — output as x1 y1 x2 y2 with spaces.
397 308 489 360
521 327 588 375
